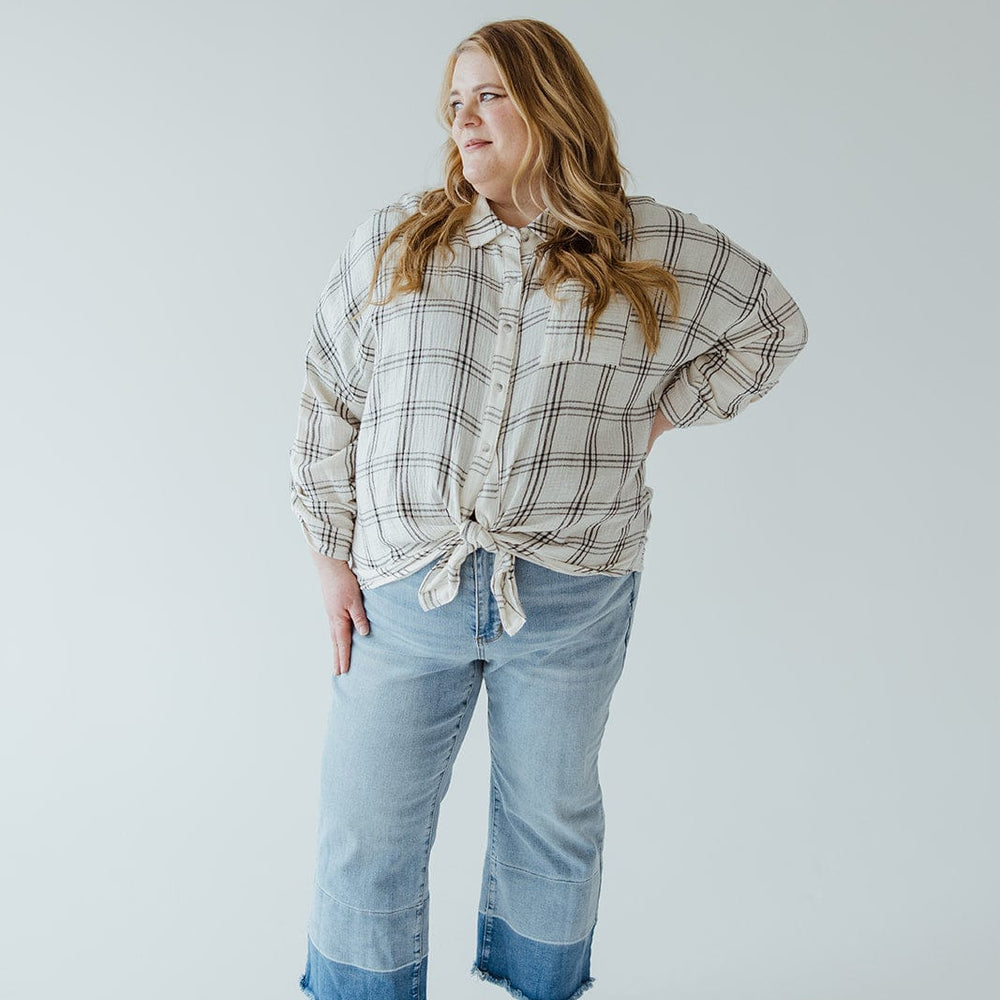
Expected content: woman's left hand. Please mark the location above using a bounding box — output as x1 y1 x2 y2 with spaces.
647 409 675 454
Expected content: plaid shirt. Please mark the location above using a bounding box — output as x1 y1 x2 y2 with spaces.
289 190 808 634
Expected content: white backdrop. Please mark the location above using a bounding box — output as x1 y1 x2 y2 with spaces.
2 1 997 998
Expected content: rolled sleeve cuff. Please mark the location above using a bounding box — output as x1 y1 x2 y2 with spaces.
298 519 355 562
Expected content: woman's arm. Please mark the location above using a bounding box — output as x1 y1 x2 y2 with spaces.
658 267 808 428
291 214 382 674
289 226 376 562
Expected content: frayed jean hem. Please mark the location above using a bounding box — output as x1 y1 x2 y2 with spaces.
470 962 597 1000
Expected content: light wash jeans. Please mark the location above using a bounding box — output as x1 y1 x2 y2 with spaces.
299 547 641 1000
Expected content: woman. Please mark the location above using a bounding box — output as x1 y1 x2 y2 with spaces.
290 18 807 1000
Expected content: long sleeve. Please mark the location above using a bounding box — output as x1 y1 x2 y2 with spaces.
657 265 808 427
288 218 379 562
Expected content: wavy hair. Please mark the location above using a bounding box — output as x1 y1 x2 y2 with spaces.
364 18 680 354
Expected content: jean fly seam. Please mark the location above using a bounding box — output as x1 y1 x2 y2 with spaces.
473 547 481 638
473 547 502 642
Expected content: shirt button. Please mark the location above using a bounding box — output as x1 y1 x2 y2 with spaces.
520 232 530 243
501 322 513 333
493 381 504 393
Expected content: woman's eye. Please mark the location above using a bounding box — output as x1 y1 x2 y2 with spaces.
450 93 503 113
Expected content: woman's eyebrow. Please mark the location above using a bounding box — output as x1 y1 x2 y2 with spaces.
448 82 504 98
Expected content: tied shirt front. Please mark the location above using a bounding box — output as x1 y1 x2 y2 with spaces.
289 190 809 634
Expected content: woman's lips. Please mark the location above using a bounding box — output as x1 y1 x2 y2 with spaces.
465 141 491 150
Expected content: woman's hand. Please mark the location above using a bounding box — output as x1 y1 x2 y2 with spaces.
309 550 371 676
647 409 675 454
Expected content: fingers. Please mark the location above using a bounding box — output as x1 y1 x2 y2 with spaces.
350 594 371 638
647 410 675 454
330 595 371 677
331 616 352 676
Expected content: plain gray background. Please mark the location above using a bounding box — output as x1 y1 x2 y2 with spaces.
2 1 997 997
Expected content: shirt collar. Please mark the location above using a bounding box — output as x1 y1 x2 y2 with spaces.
464 191 556 248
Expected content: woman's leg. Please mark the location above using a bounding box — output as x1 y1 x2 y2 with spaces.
300 556 484 1000
471 558 641 1000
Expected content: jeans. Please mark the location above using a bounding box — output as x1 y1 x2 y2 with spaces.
299 547 641 1000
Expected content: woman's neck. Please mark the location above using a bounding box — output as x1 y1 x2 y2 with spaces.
488 195 545 229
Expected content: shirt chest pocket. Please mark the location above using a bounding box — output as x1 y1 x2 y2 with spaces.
538 281 630 368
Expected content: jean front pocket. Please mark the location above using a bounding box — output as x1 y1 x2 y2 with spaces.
538 280 630 368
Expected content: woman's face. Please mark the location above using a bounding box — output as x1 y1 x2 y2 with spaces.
449 47 532 213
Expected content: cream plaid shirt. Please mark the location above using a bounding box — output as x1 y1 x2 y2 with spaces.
289 190 808 634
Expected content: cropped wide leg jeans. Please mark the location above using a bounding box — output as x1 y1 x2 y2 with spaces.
299 547 641 1000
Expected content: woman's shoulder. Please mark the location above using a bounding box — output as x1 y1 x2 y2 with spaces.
353 189 433 236
624 194 773 274
625 193 691 225
625 193 730 243
332 190 431 265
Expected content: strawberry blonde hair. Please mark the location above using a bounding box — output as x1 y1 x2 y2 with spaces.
364 17 680 353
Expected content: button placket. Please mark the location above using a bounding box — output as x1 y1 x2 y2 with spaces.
487 247 520 412
470 244 523 532
471 240 522 472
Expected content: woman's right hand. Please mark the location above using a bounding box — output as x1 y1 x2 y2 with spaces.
309 550 370 676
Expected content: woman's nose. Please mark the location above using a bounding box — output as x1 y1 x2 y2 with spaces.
454 105 481 128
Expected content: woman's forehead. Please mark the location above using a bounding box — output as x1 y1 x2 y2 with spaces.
452 46 496 81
